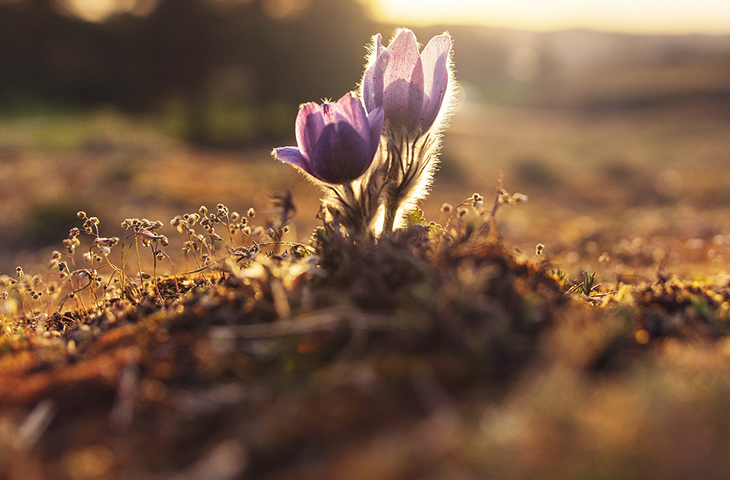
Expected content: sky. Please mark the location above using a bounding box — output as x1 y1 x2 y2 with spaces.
369 0 730 34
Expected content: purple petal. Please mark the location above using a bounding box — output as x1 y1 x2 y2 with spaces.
384 29 422 87
295 102 325 160
420 34 451 130
273 147 314 177
382 29 425 130
374 33 384 58
362 49 389 113
310 123 371 183
334 92 369 144
366 107 384 159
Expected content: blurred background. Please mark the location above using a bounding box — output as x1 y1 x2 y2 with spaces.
1 0 730 279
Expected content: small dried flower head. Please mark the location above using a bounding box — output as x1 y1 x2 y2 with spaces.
230 212 240 222
457 207 468 218
472 193 484 208
199 206 208 216
16 267 23 277
247 208 256 218
535 243 544 256
512 193 529 204
77 211 87 219
69 227 80 238
440 203 453 213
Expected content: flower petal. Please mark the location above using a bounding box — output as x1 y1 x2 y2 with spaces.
383 29 425 131
420 33 451 130
295 102 325 161
374 33 384 58
310 123 370 183
334 92 369 144
366 107 384 159
362 49 389 113
273 147 314 177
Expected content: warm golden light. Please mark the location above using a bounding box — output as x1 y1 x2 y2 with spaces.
370 0 730 34
62 0 156 22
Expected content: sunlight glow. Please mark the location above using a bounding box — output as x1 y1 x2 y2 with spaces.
63 0 156 22
369 0 730 34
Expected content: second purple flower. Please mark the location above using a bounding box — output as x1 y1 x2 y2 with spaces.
273 92 384 185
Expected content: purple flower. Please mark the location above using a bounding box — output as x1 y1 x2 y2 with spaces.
273 92 383 184
362 29 451 135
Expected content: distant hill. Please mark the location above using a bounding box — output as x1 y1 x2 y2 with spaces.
409 24 730 110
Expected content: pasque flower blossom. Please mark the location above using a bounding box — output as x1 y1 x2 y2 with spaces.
273 92 383 184
271 30 455 236
360 29 455 233
362 29 452 136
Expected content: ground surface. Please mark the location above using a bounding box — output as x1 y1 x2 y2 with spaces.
1 102 730 479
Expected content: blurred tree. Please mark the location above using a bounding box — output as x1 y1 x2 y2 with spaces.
0 0 377 144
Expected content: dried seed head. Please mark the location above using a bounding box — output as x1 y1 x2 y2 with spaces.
16 267 23 277
440 203 452 213
247 208 256 218
199 206 208 216
77 211 87 219
535 243 544 255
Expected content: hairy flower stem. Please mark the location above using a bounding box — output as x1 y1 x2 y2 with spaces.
379 128 436 233
326 182 378 235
